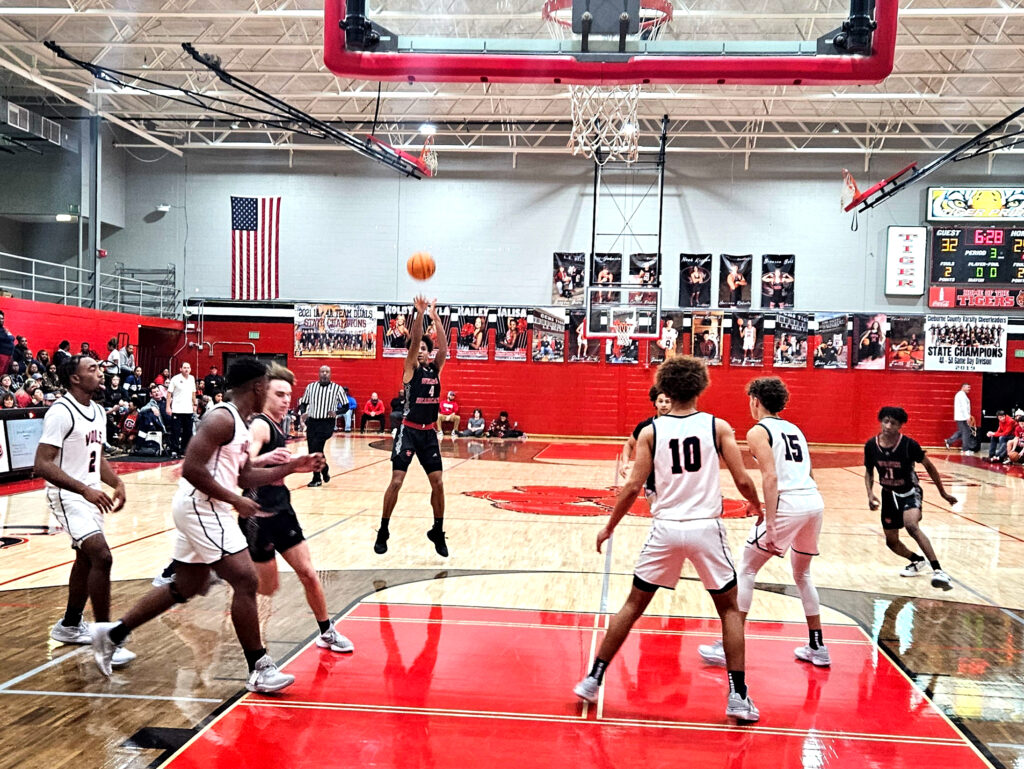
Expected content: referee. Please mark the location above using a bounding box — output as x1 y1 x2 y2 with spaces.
298 365 346 487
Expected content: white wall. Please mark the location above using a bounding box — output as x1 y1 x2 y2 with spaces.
103 147 1021 311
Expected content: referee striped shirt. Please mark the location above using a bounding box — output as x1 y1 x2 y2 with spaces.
299 381 346 419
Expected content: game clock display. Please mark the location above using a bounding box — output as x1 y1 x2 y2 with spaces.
930 226 1024 285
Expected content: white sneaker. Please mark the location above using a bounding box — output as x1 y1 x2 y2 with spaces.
931 569 953 589
698 639 726 666
726 692 760 721
152 563 176 587
50 620 92 644
246 654 295 693
794 644 831 667
112 645 136 668
316 624 355 653
900 560 928 577
90 622 118 677
573 675 600 704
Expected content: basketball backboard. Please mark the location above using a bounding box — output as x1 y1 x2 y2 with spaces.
585 285 660 338
325 0 897 86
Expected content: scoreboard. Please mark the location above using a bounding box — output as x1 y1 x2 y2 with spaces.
930 226 1024 286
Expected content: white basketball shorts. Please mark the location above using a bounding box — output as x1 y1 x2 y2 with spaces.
47 488 104 548
634 518 736 592
171 494 248 565
746 490 824 557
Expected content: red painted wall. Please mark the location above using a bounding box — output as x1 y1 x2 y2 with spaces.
198 318 983 447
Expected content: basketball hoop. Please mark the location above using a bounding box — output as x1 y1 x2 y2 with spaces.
841 169 861 211
419 135 438 177
612 318 637 348
542 0 672 165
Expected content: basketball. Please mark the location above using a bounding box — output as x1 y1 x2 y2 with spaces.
407 251 436 281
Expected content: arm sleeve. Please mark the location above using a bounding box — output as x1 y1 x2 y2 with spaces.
39 405 73 448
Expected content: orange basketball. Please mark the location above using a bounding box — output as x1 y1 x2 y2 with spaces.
407 251 436 281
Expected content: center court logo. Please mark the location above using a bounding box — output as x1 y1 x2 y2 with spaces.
464 486 752 519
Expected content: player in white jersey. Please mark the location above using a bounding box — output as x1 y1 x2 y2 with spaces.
699 377 830 669
574 356 763 722
34 355 135 667
90 359 325 694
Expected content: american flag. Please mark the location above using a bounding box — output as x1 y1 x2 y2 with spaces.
231 196 280 300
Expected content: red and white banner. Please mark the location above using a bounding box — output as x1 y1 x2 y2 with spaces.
231 196 280 300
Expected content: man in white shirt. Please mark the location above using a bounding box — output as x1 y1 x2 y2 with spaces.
167 362 197 455
945 383 974 453
104 339 121 381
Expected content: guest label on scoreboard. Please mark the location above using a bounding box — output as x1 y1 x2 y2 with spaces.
885 225 927 296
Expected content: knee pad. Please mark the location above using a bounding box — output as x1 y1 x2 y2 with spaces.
168 582 190 604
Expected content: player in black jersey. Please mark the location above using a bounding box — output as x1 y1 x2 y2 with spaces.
376 295 449 557
864 406 956 589
619 385 671 483
243 365 354 652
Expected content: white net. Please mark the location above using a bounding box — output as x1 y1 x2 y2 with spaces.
420 136 438 176
613 318 637 347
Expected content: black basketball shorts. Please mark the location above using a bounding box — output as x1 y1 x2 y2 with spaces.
392 425 443 474
240 508 306 562
880 486 923 530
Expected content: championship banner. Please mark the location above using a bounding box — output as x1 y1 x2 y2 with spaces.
888 315 925 371
928 187 1024 221
679 254 712 308
925 315 1007 372
691 311 724 366
761 254 796 309
494 307 529 362
649 310 685 365
552 252 586 306
294 303 377 359
569 308 601 362
813 313 849 369
455 306 491 360
382 304 414 358
591 253 622 302
628 253 660 285
853 313 886 370
730 313 765 367
928 286 1024 309
719 254 752 308
773 312 809 368
531 308 566 363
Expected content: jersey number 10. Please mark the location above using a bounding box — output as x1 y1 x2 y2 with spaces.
668 437 701 473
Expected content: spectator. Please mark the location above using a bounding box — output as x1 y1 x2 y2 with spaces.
167 362 198 454
15 379 37 408
103 338 121 380
1005 411 1024 464
118 342 136 379
8 361 24 389
31 388 45 406
459 408 486 437
0 373 12 396
155 367 170 386
41 364 59 393
12 335 29 371
203 365 225 397
361 392 387 433
53 340 72 368
196 394 212 417
124 366 145 398
103 375 124 408
486 410 524 439
117 400 140 451
389 389 405 433
986 410 1015 463
79 341 92 357
0 310 13 374
26 361 41 380
438 391 460 437
343 388 358 432
0 392 14 409
36 349 50 371
945 383 975 453
139 385 169 432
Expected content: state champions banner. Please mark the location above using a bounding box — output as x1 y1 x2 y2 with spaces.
925 315 1007 372
294 304 377 359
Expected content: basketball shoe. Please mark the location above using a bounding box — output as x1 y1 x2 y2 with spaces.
246 655 295 693
50 619 92 644
900 560 928 577
794 644 831 667
427 527 449 557
931 569 952 589
698 639 726 666
90 622 135 675
316 623 355 653
726 692 760 722
573 675 600 704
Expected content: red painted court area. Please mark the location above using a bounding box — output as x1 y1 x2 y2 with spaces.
166 604 988 769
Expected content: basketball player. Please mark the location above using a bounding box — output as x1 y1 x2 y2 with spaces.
243 364 354 654
375 295 449 557
36 355 135 667
575 319 588 361
742 319 757 364
619 386 672 481
686 266 706 307
761 268 793 309
727 263 747 305
597 265 615 303
574 356 763 721
90 359 325 693
864 406 955 589
699 377 829 668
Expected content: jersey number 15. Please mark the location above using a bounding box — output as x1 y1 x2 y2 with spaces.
781 434 803 462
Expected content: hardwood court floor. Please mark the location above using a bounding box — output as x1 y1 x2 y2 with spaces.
0 434 1022 769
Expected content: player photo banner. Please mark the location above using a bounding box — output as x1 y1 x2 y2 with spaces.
552 252 586 306
569 308 601 362
813 313 849 369
531 308 566 363
294 303 377 359
628 253 660 286
424 305 452 361
455 306 491 361
691 311 724 366
730 313 765 367
888 315 925 371
761 254 796 310
925 315 1007 373
649 310 685 365
719 254 752 308
679 254 712 308
773 312 809 368
494 307 529 362
853 313 887 370
591 253 622 301
382 304 414 358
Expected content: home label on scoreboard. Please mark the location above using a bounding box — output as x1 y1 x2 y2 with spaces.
930 226 1024 286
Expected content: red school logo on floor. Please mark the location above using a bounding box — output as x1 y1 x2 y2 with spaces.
464 486 751 518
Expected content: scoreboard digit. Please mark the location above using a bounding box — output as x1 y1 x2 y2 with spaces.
930 226 1024 286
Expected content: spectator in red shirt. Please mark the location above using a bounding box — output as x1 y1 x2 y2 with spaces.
986 410 1015 462
118 401 140 451
360 392 387 433
1004 411 1024 464
14 379 38 408
486 411 524 439
438 391 460 437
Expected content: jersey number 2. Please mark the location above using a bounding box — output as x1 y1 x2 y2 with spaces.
88 448 98 474
668 437 701 473
781 434 803 462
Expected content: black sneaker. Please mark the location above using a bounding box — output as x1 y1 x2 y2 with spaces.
373 531 389 554
322 468 331 484
427 527 449 558
307 478 322 488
